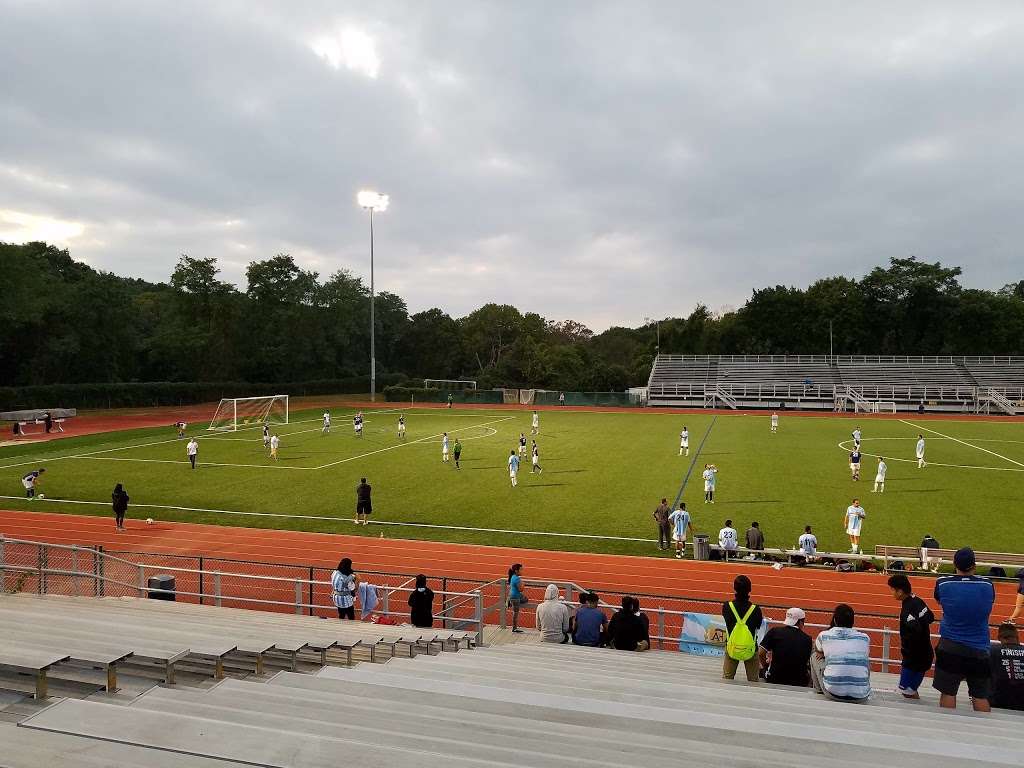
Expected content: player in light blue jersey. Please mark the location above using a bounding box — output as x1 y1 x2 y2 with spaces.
668 503 692 559
507 450 520 487
844 499 866 554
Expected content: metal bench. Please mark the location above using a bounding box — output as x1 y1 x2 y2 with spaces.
0 647 70 699
875 545 1024 572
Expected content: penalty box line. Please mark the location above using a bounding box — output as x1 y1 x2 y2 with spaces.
900 419 1024 469
0 495 656 543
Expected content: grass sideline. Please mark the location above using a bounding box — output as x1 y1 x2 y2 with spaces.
2 406 1023 557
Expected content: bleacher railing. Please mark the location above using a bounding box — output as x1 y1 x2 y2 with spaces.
654 354 1024 365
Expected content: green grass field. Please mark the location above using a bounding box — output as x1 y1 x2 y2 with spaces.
2 406 1023 557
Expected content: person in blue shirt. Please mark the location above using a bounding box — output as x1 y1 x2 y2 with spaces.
933 547 996 711
572 592 608 647
508 563 527 633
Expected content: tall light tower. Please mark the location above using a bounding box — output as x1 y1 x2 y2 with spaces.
644 316 661 354
357 190 389 402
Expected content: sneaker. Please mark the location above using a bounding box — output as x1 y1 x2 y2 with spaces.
511 628 524 634
675 552 683 559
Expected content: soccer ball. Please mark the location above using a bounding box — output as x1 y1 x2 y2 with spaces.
145 518 154 525
37 494 45 499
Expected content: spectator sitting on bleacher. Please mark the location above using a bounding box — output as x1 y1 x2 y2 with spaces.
572 592 607 647
722 575 763 682
745 521 764 554
408 574 434 628
607 596 645 651
633 597 651 651
810 604 871 703
887 574 934 700
933 547 995 712
537 584 571 643
990 623 1024 711
758 607 812 687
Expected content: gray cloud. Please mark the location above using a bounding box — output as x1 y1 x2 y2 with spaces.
2 0 1023 331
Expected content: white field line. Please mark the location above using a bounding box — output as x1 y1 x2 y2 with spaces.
835 441 1024 473
0 495 655 542
900 420 1024 469
70 456 314 471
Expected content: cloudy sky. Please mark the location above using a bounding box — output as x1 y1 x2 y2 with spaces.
2 1 1023 330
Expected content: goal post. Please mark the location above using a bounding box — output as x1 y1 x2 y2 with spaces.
208 395 289 432
423 379 477 390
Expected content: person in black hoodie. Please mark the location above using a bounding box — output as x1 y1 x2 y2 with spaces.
607 596 644 651
888 573 935 699
408 574 434 628
112 483 129 531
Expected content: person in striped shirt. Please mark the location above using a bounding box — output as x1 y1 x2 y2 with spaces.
810 603 871 702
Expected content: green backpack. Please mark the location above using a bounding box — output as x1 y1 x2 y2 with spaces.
725 601 757 661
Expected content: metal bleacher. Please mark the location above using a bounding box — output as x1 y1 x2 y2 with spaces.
647 354 1024 413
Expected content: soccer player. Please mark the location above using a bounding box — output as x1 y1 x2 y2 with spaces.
849 447 862 481
531 440 542 473
186 438 199 470
531 410 540 435
702 464 718 503
679 426 689 456
21 467 45 499
262 423 271 450
322 411 331 434
852 427 862 450
270 433 280 461
447 392 454 409
668 502 692 559
719 519 739 559
873 457 888 493
508 450 520 487
518 433 527 458
770 412 779 433
916 434 926 468
175 421 187 439
397 414 406 439
442 433 450 462
798 525 818 560
453 437 463 469
844 499 866 554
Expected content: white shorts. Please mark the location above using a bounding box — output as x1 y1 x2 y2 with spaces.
22 479 33 490
704 481 713 492
443 447 449 455
875 475 885 484
680 440 689 447
355 425 362 433
916 453 924 460
850 463 859 472
673 533 687 543
532 457 539 465
846 524 862 536
509 469 517 478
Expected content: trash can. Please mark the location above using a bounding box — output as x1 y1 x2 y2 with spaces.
147 574 176 601
693 534 710 561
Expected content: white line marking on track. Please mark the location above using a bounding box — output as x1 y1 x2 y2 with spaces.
900 419 1024 469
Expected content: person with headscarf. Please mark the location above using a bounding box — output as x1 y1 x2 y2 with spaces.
331 558 360 620
408 574 435 628
536 583 571 643
607 596 645 651
112 483 129 531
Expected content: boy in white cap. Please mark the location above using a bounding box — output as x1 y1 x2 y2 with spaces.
758 607 812 687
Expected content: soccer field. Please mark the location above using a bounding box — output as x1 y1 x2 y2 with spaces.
2 406 1023 557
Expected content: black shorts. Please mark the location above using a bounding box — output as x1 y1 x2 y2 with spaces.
356 500 372 515
933 638 992 699
453 452 461 460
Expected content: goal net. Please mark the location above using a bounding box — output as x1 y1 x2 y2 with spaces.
497 388 520 404
208 395 289 432
423 379 477 390
519 389 536 405
870 401 897 414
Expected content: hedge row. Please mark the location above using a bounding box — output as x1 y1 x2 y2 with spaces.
383 386 504 404
0 373 409 410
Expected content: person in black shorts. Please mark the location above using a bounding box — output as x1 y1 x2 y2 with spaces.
355 477 372 526
453 438 462 470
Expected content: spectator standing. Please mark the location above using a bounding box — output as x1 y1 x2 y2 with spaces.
331 558 360 620
719 520 739 559
745 522 765 553
607 596 645 651
508 563 527 633
653 498 671 551
933 547 995 711
537 584 571 643
722 575 764 682
112 483 129 531
1008 569 1023 624
920 534 941 572
887 574 935 699
810 604 871 702
559 392 565 406
990 623 1024 711
572 592 607 647
408 574 434 628
355 477 372 526
758 607 812 687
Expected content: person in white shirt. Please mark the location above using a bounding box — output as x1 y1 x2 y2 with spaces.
915 435 926 468
186 438 199 470
770 413 779 433
679 427 689 456
719 519 739 559
668 503 692 560
270 433 280 461
702 464 718 503
507 450 520 487
262 424 270 450
397 414 406 438
872 458 888 493
798 525 818 560
322 411 331 434
175 421 187 439
441 433 450 462
844 499 866 554
852 428 862 449
353 412 364 437
531 410 540 435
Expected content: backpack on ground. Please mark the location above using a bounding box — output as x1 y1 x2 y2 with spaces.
725 601 757 661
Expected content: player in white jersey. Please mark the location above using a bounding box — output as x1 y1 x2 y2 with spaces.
322 411 331 434
518 433 527 457
668 503 692 559
770 413 779 433
798 525 818 559
442 432 450 462
702 464 718 503
679 427 689 456
915 435 926 468
397 414 406 438
262 423 271 450
844 499 866 554
353 412 363 437
872 457 887 493
718 519 739 558
852 428 862 449
507 450 520 487
175 421 187 439
269 433 280 461
531 410 540 435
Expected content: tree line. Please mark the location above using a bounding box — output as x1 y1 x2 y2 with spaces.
2 241 1023 391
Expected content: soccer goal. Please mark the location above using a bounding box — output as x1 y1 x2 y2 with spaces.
208 395 289 431
497 388 520 404
423 379 477 390
870 401 898 414
519 389 536 405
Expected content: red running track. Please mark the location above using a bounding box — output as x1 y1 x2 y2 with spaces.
1 510 1018 621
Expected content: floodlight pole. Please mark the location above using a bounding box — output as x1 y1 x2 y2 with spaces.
369 208 376 402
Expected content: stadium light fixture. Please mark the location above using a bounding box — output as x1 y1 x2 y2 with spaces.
357 190 389 401
644 316 661 354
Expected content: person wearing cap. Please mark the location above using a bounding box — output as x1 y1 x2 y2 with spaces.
887 573 935 699
933 547 996 711
758 607 812 687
